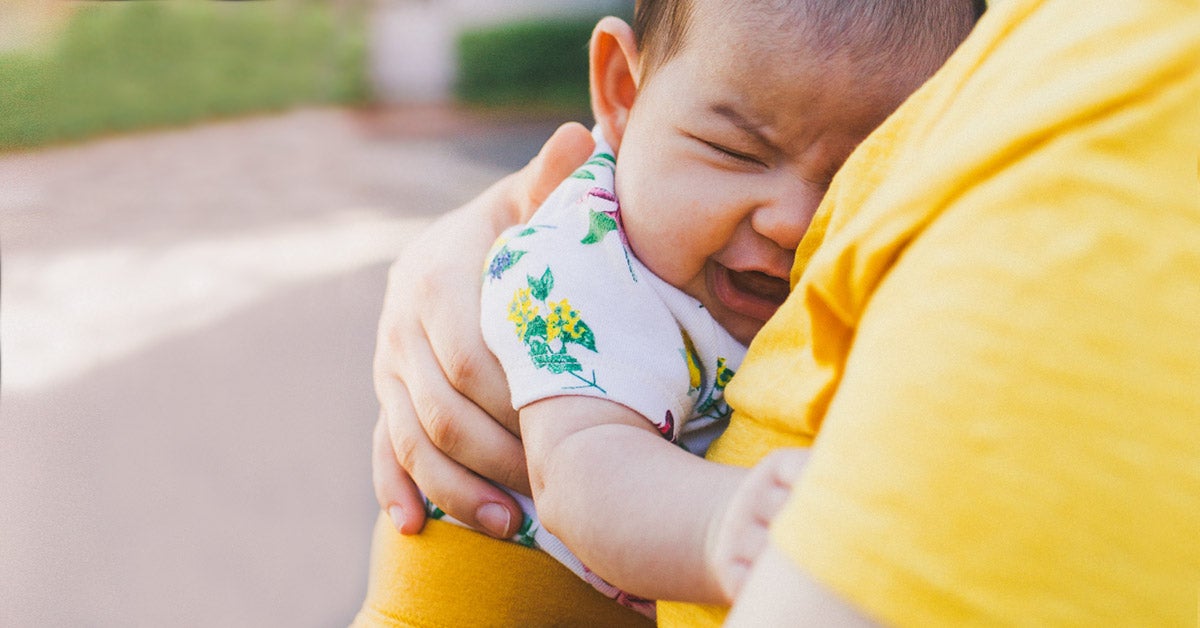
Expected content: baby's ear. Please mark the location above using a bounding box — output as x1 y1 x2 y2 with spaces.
588 17 640 153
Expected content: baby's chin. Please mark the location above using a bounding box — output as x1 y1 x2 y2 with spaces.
718 311 771 347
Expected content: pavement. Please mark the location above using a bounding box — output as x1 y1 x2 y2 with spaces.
0 106 577 627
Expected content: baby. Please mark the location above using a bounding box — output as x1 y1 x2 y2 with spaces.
432 0 981 618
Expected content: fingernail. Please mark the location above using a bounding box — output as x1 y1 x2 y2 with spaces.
388 505 406 533
476 503 512 538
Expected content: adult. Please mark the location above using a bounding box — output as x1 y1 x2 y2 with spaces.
370 0 1200 625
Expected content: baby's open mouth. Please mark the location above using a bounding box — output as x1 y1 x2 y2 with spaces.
728 269 790 305
711 264 790 322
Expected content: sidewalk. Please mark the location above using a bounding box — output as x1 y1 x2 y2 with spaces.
0 106 573 626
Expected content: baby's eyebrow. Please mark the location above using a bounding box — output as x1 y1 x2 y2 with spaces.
709 102 774 147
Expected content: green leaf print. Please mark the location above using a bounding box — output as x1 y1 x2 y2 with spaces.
528 267 555 301
570 169 596 180
505 265 605 391
515 515 538 547
423 497 446 520
533 351 582 374
525 317 548 343
580 209 619 245
564 318 596 352
591 152 615 166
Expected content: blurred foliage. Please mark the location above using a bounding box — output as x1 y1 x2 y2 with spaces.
0 1 366 151
455 16 605 113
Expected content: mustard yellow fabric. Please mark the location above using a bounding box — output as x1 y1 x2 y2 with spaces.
359 1 1199 624
352 514 651 627
667 0 1200 626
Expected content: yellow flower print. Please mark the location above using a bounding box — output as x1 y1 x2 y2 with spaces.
681 330 702 392
506 266 600 389
546 299 583 342
508 287 538 339
715 357 735 390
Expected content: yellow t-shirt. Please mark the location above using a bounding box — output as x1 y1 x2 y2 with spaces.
662 0 1200 625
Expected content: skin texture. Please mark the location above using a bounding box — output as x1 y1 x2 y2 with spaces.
368 122 879 612
373 2 915 540
512 9 912 602
707 449 810 600
375 5 930 609
725 544 880 627
364 0 1006 620
608 4 901 346
372 123 596 538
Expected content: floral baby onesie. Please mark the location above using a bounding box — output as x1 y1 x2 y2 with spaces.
463 128 746 616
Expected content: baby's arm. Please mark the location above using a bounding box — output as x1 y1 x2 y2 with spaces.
521 396 808 604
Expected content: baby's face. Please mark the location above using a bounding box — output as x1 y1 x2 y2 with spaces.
614 3 913 345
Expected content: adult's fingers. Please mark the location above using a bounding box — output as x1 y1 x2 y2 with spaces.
368 121 591 539
372 412 426 534
404 237 522 440
410 121 593 434
387 242 527 491
518 122 595 216
397 121 592 433
380 330 531 496
372 214 527 536
426 325 519 437
382 378 524 539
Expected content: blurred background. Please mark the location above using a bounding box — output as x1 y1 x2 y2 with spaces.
0 0 630 625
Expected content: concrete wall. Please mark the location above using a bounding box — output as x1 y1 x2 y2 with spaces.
369 0 631 104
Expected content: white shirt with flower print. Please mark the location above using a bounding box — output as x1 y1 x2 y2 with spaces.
446 128 746 617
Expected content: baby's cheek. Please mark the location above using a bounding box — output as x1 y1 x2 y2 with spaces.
617 180 713 285
613 202 662 263
649 233 715 290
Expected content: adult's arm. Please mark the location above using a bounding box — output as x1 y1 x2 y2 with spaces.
372 122 594 537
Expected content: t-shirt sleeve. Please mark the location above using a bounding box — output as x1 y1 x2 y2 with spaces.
481 184 692 436
769 1 1200 626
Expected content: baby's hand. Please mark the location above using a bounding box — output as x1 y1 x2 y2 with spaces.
709 448 810 603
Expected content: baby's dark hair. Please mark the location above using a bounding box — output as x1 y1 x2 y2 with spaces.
632 0 987 81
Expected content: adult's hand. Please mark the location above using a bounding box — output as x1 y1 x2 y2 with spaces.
372 122 595 538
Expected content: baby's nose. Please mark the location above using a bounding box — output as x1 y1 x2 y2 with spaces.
750 179 824 251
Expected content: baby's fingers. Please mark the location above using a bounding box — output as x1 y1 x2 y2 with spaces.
752 448 810 520
714 448 811 601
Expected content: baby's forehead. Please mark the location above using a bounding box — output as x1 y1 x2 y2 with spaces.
664 5 906 92
649 0 974 83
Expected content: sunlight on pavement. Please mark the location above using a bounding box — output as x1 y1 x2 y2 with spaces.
3 209 432 393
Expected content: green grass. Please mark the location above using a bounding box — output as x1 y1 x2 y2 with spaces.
455 16 602 113
0 2 366 151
